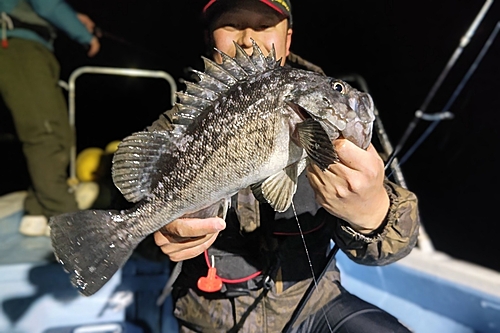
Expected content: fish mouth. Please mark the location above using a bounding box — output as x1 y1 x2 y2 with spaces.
286 102 317 147
350 93 375 124
287 101 348 142
346 93 375 149
286 101 312 121
286 102 350 150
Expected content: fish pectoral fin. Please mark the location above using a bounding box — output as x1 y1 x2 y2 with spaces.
296 118 338 171
112 131 175 203
181 197 231 220
251 163 299 212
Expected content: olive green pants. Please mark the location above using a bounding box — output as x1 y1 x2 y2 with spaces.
0 38 78 218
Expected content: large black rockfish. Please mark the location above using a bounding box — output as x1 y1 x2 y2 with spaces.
49 41 375 296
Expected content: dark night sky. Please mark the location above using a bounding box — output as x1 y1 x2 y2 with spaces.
1 1 499 271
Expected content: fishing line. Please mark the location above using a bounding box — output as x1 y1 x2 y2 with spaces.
94 26 163 59
290 201 334 332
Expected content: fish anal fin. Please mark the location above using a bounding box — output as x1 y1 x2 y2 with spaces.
181 198 231 220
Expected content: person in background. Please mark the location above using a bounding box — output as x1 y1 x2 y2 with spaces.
0 0 100 236
146 0 420 331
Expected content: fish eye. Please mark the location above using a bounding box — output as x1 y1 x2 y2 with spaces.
332 81 346 94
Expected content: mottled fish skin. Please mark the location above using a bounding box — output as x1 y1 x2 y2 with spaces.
49 41 375 296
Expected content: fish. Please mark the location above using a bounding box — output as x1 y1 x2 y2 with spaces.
49 40 375 296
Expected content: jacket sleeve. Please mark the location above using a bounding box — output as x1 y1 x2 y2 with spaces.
29 0 93 45
331 180 420 265
146 107 176 132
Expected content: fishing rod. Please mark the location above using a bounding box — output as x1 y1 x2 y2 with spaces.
398 20 500 167
94 26 163 59
384 0 495 170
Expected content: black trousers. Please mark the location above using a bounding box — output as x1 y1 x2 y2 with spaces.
290 284 413 333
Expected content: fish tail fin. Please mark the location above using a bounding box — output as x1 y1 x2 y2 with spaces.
49 209 140 296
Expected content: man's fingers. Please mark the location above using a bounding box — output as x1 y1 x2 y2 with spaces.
333 139 380 172
154 231 219 262
160 217 225 238
153 217 226 261
158 231 203 244
155 230 214 247
166 234 219 262
333 139 359 169
87 37 100 57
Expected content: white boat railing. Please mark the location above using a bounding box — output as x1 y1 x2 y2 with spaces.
60 66 177 189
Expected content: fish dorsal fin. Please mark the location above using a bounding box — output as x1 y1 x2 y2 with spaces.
201 56 238 86
249 39 267 71
112 131 173 203
191 69 229 92
175 91 212 110
251 162 300 212
265 44 281 69
296 118 339 170
183 81 219 101
172 103 204 126
215 48 249 81
233 41 259 75
174 41 280 130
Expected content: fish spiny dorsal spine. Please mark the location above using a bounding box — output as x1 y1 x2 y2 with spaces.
173 40 281 129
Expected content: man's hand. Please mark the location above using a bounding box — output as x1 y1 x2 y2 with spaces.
87 36 100 57
76 13 95 33
154 217 226 261
76 13 100 57
307 139 389 233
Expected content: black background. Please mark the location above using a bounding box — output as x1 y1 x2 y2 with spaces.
1 0 499 272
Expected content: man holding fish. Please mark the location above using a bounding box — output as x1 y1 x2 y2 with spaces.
48 0 419 331
150 0 420 332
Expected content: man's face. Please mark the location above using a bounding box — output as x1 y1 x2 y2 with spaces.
209 4 292 65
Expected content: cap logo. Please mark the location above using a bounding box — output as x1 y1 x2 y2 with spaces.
271 0 290 12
